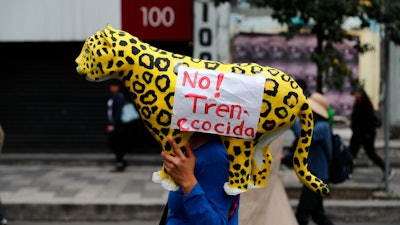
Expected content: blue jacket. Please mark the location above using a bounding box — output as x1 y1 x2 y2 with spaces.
291 120 332 180
167 140 239 225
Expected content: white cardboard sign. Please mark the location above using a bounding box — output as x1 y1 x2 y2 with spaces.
171 66 266 139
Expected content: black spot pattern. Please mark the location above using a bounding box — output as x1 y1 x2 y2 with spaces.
140 90 157 105
157 110 171 126
155 75 170 92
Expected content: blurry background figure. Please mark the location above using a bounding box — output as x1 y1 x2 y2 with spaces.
106 80 129 172
349 88 394 179
296 78 311 98
292 93 334 225
0 124 8 225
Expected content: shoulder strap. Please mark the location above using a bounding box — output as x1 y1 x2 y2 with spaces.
228 195 240 220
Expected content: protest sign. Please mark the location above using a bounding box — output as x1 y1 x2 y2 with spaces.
171 66 266 139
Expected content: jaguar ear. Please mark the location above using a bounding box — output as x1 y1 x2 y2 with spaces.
106 24 115 30
100 26 114 47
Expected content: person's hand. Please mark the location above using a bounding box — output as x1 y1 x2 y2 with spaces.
162 136 198 195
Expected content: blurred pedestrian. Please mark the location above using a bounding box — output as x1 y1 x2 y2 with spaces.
160 133 240 225
296 78 311 98
0 124 8 225
292 93 334 225
0 197 6 225
349 88 394 179
107 80 129 172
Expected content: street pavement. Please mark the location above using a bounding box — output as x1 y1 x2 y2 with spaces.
0 127 400 224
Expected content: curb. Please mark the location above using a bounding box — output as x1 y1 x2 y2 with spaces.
3 203 164 222
3 200 400 222
0 153 162 166
290 199 400 223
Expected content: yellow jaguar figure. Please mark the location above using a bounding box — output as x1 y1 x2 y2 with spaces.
75 25 329 196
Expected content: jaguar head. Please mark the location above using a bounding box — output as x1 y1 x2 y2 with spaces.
75 24 134 82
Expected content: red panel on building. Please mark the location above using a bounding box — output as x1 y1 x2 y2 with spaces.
122 0 193 41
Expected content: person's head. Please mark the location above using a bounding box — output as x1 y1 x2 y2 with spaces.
353 88 367 103
308 92 329 121
109 80 122 94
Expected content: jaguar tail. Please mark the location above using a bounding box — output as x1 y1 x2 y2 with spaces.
293 98 330 196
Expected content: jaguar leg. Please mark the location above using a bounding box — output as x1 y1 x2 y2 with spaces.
250 145 273 188
222 138 254 195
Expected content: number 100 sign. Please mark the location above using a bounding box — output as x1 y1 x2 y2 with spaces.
122 0 193 41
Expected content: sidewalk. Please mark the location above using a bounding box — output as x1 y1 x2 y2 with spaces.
0 128 400 223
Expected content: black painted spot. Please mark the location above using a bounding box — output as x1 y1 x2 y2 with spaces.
122 71 133 82
175 137 182 145
231 66 245 74
140 44 147 50
251 65 263 74
161 128 169 136
280 73 291 82
141 107 151 119
116 60 124 67
267 68 280 76
155 58 170 72
233 164 241 171
275 107 288 119
129 38 137 44
164 142 172 151
224 141 230 149
190 58 201 63
126 56 134 65
96 62 104 74
96 49 102 57
140 90 157 105
157 109 171 126
262 120 276 131
244 160 250 167
284 92 299 108
294 157 300 168
291 80 299 89
119 40 127 46
264 79 278 97
204 62 220 70
132 81 146 94
301 102 309 110
155 75 170 92
139 53 154 69
131 46 140 55
150 106 158 113
107 60 113 69
172 53 185 59
164 92 174 109
142 71 153 84
233 146 241 156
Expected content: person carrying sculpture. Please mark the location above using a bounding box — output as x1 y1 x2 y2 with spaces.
160 132 240 225
292 93 334 225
